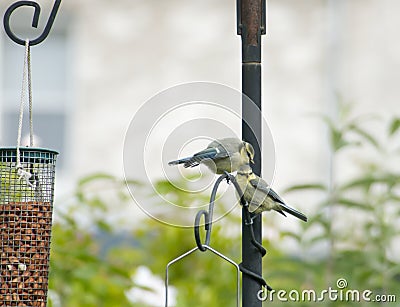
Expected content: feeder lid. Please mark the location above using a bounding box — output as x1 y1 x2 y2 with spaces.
0 147 59 164
0 146 58 154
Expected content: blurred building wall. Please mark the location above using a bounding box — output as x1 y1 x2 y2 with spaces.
0 0 399 215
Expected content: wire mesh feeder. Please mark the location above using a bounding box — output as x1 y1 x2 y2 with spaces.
0 147 58 307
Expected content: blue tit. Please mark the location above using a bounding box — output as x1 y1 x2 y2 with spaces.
168 138 255 174
235 164 307 222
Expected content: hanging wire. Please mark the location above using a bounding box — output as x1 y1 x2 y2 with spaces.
16 39 36 189
27 40 33 147
165 245 240 307
3 0 61 197
165 174 242 307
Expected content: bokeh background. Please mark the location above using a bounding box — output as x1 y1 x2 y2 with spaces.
0 0 399 306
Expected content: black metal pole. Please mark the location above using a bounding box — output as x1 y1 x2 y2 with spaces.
238 0 266 305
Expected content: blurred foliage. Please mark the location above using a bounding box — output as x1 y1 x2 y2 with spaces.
47 106 400 306
276 106 400 306
48 173 241 306
48 174 136 307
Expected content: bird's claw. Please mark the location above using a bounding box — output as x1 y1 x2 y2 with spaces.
223 171 231 184
251 212 262 222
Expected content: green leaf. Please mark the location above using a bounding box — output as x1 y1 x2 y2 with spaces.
154 180 179 195
88 196 107 210
309 233 330 244
284 183 327 193
341 176 376 191
331 127 347 151
281 231 301 242
348 124 380 149
342 173 400 191
125 178 143 186
321 115 352 150
75 190 86 202
389 118 400 136
97 220 113 232
78 173 116 186
336 198 373 211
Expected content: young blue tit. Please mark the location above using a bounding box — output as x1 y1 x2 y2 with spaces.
235 164 307 222
168 137 255 174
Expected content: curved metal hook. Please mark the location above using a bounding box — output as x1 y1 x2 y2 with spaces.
192 170 269 289
194 210 210 252
194 173 228 251
3 0 61 46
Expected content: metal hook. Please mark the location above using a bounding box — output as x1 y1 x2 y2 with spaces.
3 0 62 46
191 169 271 299
194 173 228 251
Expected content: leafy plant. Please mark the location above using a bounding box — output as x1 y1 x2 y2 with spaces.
48 173 242 306
48 174 137 307
280 106 400 306
47 106 400 306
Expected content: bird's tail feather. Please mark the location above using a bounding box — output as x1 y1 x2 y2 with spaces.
280 203 307 222
168 148 217 168
168 156 194 166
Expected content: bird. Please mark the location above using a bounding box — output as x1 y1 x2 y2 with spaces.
235 164 307 222
168 137 255 174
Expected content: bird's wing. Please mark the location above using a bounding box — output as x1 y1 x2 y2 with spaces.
207 138 242 159
179 148 218 167
200 146 229 160
168 138 241 168
168 148 219 168
249 178 285 205
249 178 307 221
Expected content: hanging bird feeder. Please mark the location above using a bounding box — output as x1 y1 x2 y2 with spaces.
1 1 61 306
0 147 58 307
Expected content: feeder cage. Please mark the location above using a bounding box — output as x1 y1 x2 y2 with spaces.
0 147 58 307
